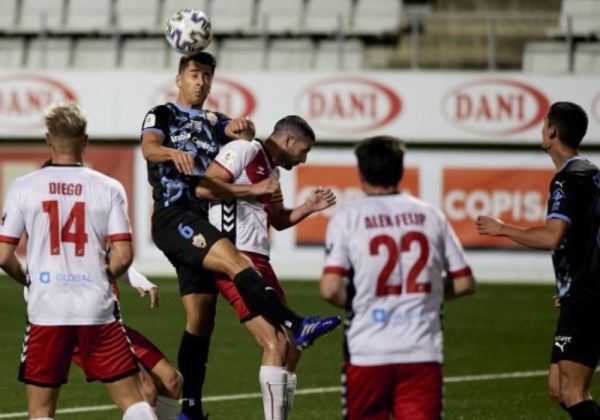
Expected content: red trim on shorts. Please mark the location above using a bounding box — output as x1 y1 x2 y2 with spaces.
450 266 472 279
323 266 349 276
214 160 235 181
0 235 19 245
108 233 132 242
125 326 165 371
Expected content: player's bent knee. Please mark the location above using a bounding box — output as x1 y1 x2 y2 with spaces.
161 369 183 398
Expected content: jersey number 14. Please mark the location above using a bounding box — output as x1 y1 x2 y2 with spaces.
42 201 88 256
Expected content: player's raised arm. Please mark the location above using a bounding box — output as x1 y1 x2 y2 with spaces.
141 131 195 176
271 186 336 231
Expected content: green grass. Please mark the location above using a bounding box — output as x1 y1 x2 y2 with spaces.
0 277 592 419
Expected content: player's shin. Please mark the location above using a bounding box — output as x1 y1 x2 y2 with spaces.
178 332 210 418
283 372 297 420
259 366 288 420
233 268 303 330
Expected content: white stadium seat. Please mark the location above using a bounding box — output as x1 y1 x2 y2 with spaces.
121 38 170 69
19 0 65 31
522 41 570 74
256 0 304 33
162 0 209 23
303 0 353 33
0 38 26 68
219 38 265 70
26 37 72 68
115 0 161 31
73 38 119 69
210 0 255 33
557 0 600 37
352 0 402 34
0 0 18 31
268 39 314 70
65 0 113 31
315 39 364 70
575 43 600 74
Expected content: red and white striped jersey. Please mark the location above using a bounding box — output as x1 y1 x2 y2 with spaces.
0 164 132 326
323 193 471 366
209 140 279 256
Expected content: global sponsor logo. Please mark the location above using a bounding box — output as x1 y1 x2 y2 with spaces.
442 78 549 136
39 272 51 284
152 77 256 117
295 77 402 133
56 273 92 283
0 75 77 130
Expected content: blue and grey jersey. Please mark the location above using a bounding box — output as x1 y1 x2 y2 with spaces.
547 156 600 300
141 102 231 212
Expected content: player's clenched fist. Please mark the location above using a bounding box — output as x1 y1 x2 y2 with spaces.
476 215 505 236
225 116 256 140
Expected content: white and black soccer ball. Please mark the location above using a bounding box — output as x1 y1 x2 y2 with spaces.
165 8 212 54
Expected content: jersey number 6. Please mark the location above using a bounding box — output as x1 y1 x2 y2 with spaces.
369 232 430 297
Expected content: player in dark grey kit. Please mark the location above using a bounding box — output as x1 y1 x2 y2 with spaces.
141 52 340 420
477 102 600 420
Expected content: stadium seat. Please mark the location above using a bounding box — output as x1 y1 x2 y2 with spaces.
19 0 65 31
210 0 255 33
556 0 600 37
115 0 161 32
303 0 353 33
522 41 570 74
574 43 600 74
162 0 209 23
268 39 314 70
64 0 113 32
256 0 304 33
352 0 402 34
0 0 18 31
73 38 119 69
0 38 26 67
315 39 364 70
121 38 170 69
26 37 72 68
219 38 265 70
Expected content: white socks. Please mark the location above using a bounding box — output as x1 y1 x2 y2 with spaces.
284 372 297 420
259 366 287 420
123 401 158 420
154 396 178 420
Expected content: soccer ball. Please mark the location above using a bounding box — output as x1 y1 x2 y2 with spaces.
165 8 212 54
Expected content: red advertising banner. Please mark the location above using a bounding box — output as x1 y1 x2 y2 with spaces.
442 167 555 248
295 165 420 245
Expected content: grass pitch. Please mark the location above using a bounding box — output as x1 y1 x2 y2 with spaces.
0 277 592 419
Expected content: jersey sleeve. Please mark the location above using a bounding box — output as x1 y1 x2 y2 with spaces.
0 181 25 245
213 140 256 181
107 182 132 242
140 105 170 139
323 212 351 276
546 173 575 225
440 213 472 279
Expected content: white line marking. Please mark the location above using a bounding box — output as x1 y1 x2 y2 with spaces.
0 369 551 418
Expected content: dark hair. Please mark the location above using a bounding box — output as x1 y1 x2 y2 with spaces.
273 115 315 143
179 51 217 75
547 101 588 149
354 136 405 187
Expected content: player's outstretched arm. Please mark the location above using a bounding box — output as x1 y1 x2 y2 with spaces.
476 215 568 250
271 187 336 231
320 272 347 308
141 131 195 175
196 163 278 199
224 116 255 140
0 243 27 286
